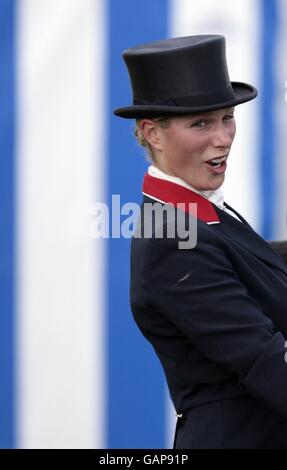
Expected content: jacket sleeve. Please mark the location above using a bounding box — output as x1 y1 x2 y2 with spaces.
145 231 287 418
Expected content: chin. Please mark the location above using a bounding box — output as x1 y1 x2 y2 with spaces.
209 176 225 190
211 182 224 191
197 182 223 192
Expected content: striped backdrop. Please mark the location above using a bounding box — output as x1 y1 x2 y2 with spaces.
0 0 286 449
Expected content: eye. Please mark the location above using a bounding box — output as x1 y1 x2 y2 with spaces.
223 114 235 121
192 120 207 128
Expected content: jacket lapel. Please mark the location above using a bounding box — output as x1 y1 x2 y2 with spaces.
142 172 220 224
212 203 287 276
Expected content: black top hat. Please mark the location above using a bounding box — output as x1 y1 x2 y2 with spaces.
113 35 257 119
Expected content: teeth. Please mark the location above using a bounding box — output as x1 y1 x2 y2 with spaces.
210 156 226 164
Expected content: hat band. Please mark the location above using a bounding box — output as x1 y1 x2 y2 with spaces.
133 86 235 107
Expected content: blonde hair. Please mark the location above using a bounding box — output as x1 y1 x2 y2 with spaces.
134 117 170 162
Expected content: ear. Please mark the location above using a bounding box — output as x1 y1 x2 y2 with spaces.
139 119 164 152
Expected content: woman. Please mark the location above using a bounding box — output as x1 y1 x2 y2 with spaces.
114 35 287 449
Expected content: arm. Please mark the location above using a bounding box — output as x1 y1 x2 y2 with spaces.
146 231 287 418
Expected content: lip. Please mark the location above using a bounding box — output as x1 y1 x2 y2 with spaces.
205 154 228 163
205 159 227 174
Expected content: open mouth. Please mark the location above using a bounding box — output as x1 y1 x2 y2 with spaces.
205 156 227 169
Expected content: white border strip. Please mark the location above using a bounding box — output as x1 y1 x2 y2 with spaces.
16 0 106 448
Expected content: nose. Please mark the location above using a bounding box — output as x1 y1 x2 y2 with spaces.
212 123 234 149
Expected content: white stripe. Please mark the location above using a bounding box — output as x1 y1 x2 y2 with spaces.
16 0 106 448
142 192 170 205
167 0 261 443
274 0 287 239
169 0 261 231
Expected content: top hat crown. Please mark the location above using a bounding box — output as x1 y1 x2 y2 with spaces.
113 35 257 119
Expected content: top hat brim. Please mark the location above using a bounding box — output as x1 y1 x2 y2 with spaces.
113 82 257 119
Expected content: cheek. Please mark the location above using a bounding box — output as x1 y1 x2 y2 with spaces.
171 144 206 171
176 134 207 158
181 138 209 165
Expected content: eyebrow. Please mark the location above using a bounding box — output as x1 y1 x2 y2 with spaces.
187 108 235 120
202 107 234 116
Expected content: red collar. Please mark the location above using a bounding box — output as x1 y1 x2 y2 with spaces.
142 173 220 225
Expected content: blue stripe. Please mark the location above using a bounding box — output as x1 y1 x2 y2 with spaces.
260 0 278 239
107 0 169 448
0 0 15 448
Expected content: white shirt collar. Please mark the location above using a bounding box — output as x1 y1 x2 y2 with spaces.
148 165 226 210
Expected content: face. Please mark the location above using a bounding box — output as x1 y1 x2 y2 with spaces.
148 107 236 191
